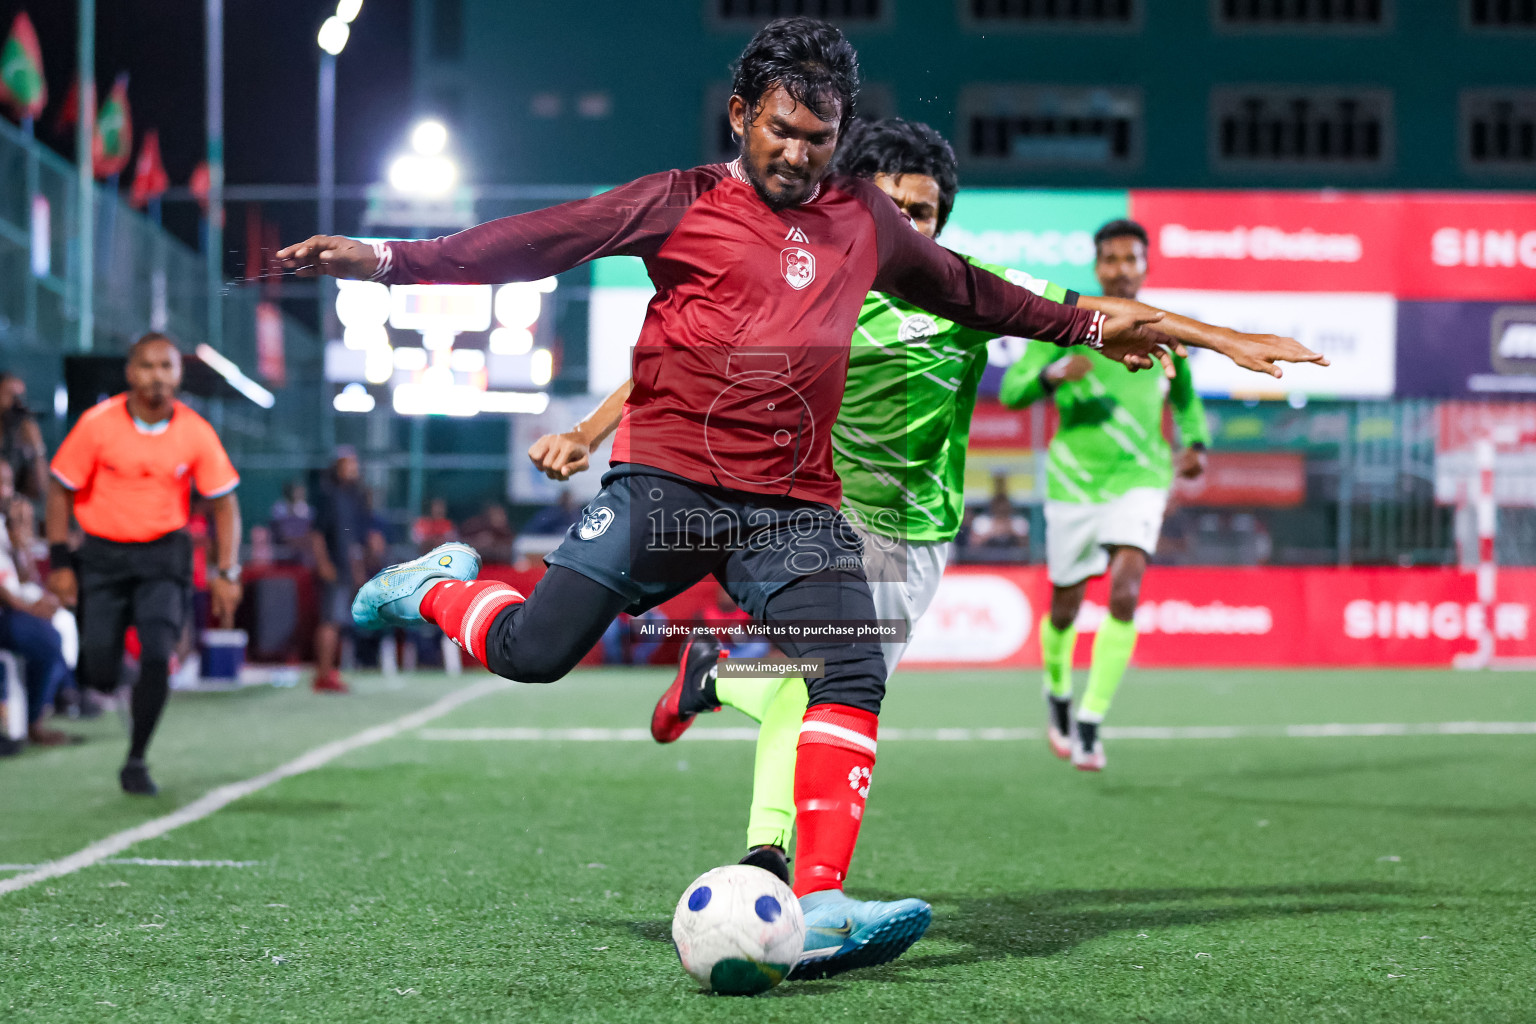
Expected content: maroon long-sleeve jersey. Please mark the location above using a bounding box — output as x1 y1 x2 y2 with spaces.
374 159 1101 507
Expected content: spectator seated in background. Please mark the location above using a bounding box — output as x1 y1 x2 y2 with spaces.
523 490 581 537
411 497 457 553
269 480 314 563
0 372 47 502
0 462 78 747
968 473 1030 554
461 502 516 564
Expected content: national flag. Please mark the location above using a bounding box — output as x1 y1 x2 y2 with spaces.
129 129 169 208
92 73 132 179
0 11 46 121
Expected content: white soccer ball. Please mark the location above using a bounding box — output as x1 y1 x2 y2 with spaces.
672 864 805 995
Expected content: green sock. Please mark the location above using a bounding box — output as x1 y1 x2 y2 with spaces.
743 676 807 851
1039 616 1077 699
714 675 781 723
1079 616 1138 721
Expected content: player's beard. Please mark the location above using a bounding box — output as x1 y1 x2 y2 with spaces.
743 159 817 211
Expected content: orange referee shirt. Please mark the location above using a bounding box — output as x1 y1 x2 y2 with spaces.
50 394 240 543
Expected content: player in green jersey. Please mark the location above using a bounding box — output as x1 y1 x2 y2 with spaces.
528 121 1324 886
1000 219 1208 771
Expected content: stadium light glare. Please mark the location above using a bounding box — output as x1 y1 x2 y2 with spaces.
489 327 533 355
317 16 350 55
333 383 375 413
449 348 487 373
530 348 554 386
494 283 542 329
343 325 388 350
393 346 429 370
533 276 559 294
388 153 458 196
364 346 395 384
335 280 391 327
411 120 449 156
335 0 364 23
478 390 550 414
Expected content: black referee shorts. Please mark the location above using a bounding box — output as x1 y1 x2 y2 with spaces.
75 531 192 693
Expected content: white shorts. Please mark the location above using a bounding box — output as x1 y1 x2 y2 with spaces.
850 521 950 679
1045 487 1168 587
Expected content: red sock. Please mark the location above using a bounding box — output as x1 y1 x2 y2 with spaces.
419 580 524 664
792 703 878 897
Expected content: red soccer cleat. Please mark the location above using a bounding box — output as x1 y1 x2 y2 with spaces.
649 637 722 743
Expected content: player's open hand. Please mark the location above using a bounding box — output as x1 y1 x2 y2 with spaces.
528 431 592 480
276 235 379 280
1219 332 1330 379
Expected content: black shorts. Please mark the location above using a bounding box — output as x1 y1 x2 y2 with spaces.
544 464 864 618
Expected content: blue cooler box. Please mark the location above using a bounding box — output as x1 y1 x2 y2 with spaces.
200 628 249 683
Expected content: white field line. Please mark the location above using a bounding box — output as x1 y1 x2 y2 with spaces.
0 678 513 896
0 859 260 872
416 721 1536 743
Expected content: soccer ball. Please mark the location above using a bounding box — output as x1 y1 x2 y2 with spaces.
672 864 805 995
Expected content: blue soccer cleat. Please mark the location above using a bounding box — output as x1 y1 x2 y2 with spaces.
788 889 933 980
352 542 482 629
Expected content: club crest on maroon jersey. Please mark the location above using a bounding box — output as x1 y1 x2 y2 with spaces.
781 247 816 290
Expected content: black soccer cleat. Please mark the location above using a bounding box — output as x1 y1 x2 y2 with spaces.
1046 692 1073 760
649 637 722 743
739 844 790 886
119 760 159 796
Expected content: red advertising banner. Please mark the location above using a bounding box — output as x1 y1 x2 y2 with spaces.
904 566 1536 668
1172 452 1306 507
967 399 1049 450
1129 190 1536 301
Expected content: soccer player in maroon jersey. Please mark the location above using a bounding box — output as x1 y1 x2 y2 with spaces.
281 18 1320 979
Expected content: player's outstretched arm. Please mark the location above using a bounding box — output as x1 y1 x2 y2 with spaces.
1078 295 1329 379
280 168 712 285
527 380 633 481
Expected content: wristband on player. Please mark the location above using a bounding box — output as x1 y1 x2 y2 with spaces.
1080 310 1106 351
368 241 394 282
49 542 72 568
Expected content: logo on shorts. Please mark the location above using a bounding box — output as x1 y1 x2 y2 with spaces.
847 765 871 798
781 247 815 290
576 506 615 540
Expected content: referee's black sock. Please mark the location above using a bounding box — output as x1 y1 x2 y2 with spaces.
128 660 170 761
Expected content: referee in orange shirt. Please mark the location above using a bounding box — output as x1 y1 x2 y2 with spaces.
46 334 243 795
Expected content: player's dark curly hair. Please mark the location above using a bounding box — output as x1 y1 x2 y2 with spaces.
731 17 860 135
831 118 960 233
1093 219 1150 255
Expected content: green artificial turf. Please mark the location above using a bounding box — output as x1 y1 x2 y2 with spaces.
4 668 1535 1022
